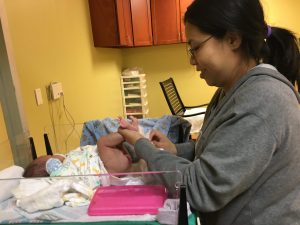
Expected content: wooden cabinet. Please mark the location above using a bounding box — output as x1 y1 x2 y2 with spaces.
180 0 194 42
120 74 149 119
88 0 193 47
130 0 153 46
88 0 133 47
89 0 152 47
151 0 181 45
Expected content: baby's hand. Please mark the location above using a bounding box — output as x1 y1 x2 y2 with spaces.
118 116 139 131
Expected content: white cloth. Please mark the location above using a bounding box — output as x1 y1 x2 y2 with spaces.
0 166 24 203
183 107 206 134
157 199 191 225
13 178 94 213
15 179 72 213
12 179 50 199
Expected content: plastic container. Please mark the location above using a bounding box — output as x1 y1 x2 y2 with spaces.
88 185 167 216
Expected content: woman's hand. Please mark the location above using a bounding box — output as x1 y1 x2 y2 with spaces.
118 128 144 146
149 129 177 155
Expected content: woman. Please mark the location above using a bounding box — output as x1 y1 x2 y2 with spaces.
118 0 300 224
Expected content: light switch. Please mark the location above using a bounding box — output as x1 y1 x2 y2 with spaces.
34 88 43 105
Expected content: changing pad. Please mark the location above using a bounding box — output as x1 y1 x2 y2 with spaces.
88 185 167 216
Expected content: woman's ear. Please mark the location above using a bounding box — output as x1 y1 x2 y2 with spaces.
225 32 242 50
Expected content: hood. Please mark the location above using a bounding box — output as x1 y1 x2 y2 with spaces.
238 64 300 104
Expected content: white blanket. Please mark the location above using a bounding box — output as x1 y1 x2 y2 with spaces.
0 166 24 203
0 197 156 223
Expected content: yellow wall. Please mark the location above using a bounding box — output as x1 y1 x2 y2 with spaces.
122 44 216 117
262 0 300 32
3 0 123 154
2 0 300 157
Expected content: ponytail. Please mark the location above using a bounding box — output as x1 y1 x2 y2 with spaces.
263 27 300 93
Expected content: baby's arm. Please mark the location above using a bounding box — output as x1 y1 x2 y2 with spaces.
97 132 132 173
97 132 124 149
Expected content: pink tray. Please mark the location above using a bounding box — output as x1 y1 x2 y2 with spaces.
88 185 167 216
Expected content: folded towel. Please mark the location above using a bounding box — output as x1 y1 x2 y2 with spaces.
0 165 24 203
157 199 191 225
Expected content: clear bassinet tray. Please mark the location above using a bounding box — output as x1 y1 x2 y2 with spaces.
0 170 184 224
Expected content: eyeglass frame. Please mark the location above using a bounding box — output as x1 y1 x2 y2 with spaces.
187 36 213 58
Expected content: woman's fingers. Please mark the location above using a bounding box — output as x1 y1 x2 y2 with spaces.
149 129 162 141
118 129 144 145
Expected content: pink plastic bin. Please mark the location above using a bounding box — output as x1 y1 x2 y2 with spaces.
88 185 167 216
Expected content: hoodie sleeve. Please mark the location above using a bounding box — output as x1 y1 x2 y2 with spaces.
175 141 195 160
134 113 276 212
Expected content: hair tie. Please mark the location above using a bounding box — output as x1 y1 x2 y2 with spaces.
267 25 272 38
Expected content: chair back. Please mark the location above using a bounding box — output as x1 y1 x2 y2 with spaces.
159 78 185 116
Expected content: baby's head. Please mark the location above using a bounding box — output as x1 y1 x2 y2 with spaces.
23 155 65 177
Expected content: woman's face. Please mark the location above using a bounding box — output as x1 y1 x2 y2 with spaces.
185 22 241 89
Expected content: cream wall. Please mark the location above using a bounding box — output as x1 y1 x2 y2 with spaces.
1 0 299 157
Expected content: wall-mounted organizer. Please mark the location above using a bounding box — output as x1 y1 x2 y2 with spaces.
120 74 149 119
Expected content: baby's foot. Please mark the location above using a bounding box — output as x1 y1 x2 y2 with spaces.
118 116 139 131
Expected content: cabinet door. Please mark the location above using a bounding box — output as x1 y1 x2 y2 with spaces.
151 0 181 45
180 0 193 42
88 0 133 47
130 0 153 46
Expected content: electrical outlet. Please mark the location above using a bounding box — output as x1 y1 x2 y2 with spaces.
50 82 63 100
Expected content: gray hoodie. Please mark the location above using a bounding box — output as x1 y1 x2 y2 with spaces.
134 64 300 225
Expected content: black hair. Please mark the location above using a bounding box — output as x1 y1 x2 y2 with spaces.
184 0 300 92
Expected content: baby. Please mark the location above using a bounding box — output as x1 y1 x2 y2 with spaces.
23 117 145 177
23 154 65 177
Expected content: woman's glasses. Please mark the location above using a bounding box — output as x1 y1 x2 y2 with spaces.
188 36 212 58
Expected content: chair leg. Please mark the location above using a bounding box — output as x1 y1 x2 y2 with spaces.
43 133 53 155
29 137 37 160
